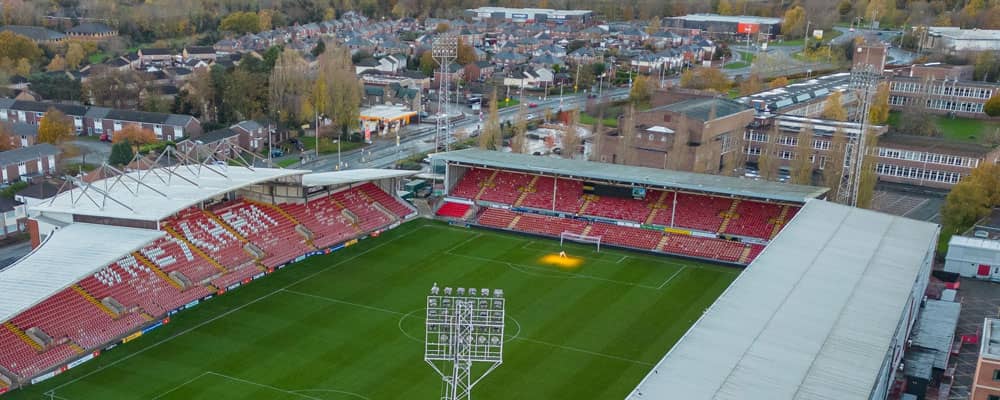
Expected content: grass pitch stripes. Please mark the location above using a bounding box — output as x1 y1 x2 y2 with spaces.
13 220 736 400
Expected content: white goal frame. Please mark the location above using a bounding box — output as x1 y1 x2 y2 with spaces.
560 231 602 252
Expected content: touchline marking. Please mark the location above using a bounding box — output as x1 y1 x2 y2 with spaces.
291 389 371 400
511 337 654 366
205 371 324 400
47 224 427 393
617 255 629 264
149 372 211 400
657 266 687 289
444 232 483 253
281 289 406 316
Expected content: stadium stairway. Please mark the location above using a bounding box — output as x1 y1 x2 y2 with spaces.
160 227 228 275
507 215 522 229
578 195 595 214
132 251 185 290
71 285 118 319
716 200 741 234
738 246 753 264
202 210 251 247
3 322 41 352
770 206 792 239
67 343 85 355
474 170 498 201
655 235 671 252
514 176 539 207
644 191 670 225
244 199 316 248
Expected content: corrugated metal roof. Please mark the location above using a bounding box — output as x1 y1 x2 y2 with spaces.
628 200 940 400
910 299 961 369
302 169 418 186
31 166 308 222
0 223 164 324
433 149 827 203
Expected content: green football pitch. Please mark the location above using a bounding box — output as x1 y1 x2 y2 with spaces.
12 220 738 400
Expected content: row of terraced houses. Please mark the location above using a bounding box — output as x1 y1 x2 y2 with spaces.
0 99 202 141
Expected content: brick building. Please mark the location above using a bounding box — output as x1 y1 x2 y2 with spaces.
743 115 881 179
0 144 60 184
886 63 1000 119
596 98 754 174
873 134 1000 188
0 99 202 141
971 318 1000 400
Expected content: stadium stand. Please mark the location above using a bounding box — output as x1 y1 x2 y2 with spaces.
0 164 418 388
436 149 826 266
436 201 472 219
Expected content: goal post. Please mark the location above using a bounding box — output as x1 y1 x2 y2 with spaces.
560 231 602 252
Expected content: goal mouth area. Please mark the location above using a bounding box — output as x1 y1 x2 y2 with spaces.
559 231 602 253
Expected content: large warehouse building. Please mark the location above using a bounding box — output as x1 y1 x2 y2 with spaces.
463 7 593 23
627 200 939 400
667 14 782 36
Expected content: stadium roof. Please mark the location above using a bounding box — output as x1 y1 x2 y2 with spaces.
670 14 782 25
0 223 164 324
628 200 940 400
31 166 307 222
433 149 826 203
302 169 419 187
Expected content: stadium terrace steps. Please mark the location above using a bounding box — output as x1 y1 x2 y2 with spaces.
716 200 741 234
507 215 521 229
644 191 670 225
474 170 498 201
132 251 185 290
770 205 792 239
738 246 753 264
161 226 230 274
202 210 249 245
656 235 671 252
514 175 540 207
68 343 85 354
3 322 41 352
71 285 118 319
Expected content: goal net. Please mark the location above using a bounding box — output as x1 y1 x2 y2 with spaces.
560 231 602 252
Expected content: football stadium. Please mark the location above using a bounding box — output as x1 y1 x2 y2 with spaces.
0 148 939 399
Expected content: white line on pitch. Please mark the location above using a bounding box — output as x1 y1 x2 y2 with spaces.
657 266 687 290
206 372 323 400
616 255 628 264
281 289 406 316
47 224 427 392
150 372 211 400
446 250 661 290
511 337 654 366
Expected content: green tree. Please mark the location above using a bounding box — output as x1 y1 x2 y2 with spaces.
869 82 891 124
783 6 807 39
65 42 85 70
757 124 780 181
823 127 848 201
985 93 1000 117
629 75 652 108
38 109 73 144
562 110 580 158
822 91 848 121
219 12 261 34
717 0 734 15
679 68 730 92
312 40 326 57
108 141 135 166
456 39 476 65
855 133 879 209
315 43 362 137
269 48 309 124
481 90 502 151
0 31 43 65
791 125 815 185
738 74 763 96
645 17 661 34
420 51 438 77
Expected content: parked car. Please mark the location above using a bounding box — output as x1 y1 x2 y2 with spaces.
528 102 538 108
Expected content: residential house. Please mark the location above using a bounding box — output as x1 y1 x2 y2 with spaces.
0 197 27 239
567 47 601 65
137 48 174 66
66 23 118 41
183 46 217 62
0 143 60 183
0 26 65 43
434 64 465 87
503 67 554 89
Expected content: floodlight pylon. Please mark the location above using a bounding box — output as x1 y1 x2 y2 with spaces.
425 284 504 400
432 34 458 153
